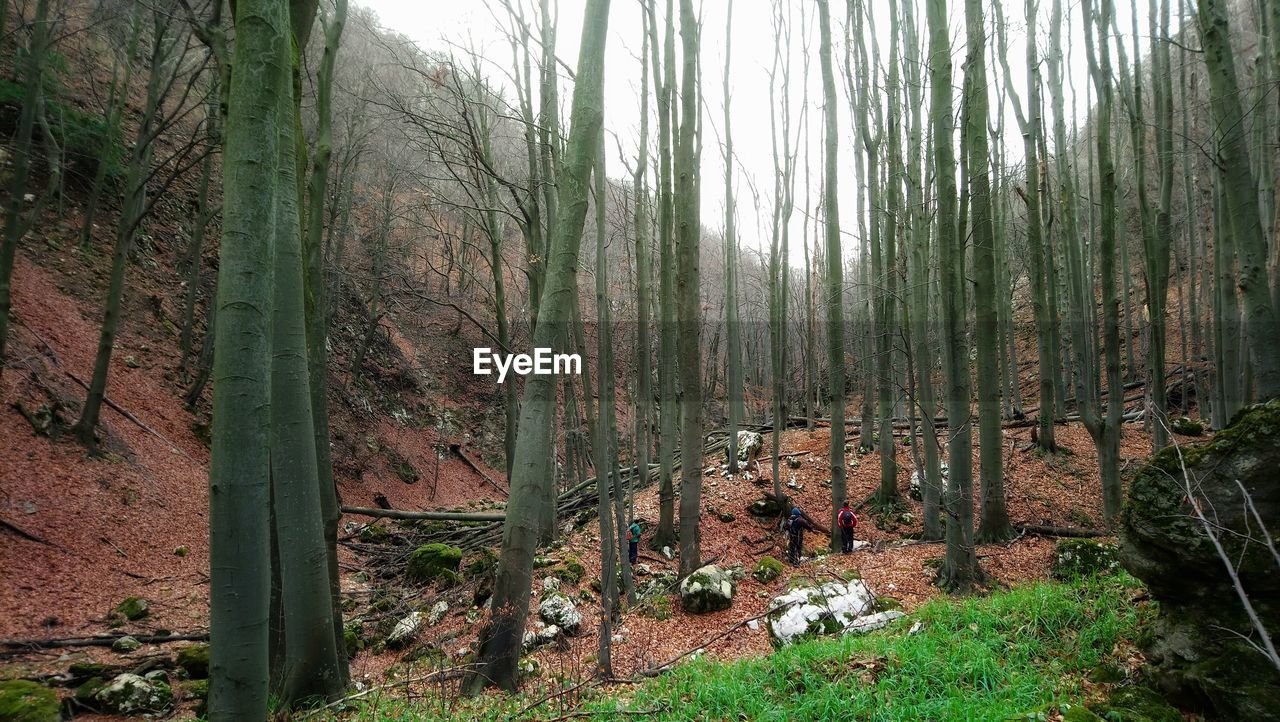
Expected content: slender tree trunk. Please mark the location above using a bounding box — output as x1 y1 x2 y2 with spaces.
674 0 703 580
928 0 982 590
464 0 611 693
817 0 846 549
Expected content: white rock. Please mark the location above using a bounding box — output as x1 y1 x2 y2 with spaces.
766 580 905 645
538 593 582 634
747 619 760 631
427 600 449 626
543 576 561 592
387 611 423 648
662 546 673 560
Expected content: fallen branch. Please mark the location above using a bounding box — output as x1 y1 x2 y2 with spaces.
1 632 208 653
0 518 59 548
449 443 508 497
340 506 505 522
1014 524 1109 539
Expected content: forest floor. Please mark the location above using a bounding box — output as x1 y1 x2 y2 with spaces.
0 237 1194 721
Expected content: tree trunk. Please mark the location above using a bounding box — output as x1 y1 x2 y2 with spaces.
208 0 291 717
463 0 611 694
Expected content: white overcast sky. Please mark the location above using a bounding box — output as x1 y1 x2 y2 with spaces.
354 0 1152 263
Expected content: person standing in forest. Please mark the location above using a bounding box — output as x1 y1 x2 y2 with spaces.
837 500 859 553
785 507 817 566
628 519 642 565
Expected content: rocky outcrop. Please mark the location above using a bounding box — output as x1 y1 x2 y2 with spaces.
1119 399 1280 722
766 579 905 646
679 564 737 614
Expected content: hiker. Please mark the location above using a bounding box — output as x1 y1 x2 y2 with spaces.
837 500 859 553
628 519 642 565
785 507 816 566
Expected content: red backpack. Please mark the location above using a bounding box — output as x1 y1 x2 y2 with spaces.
838 508 857 529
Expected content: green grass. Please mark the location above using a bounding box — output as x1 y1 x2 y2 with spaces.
334 575 1147 721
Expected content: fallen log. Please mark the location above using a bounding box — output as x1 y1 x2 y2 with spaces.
1015 524 1110 539
341 506 506 522
1 632 208 653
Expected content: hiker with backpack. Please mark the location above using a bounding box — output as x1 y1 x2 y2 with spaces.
785 507 817 566
837 500 859 553
628 519 642 564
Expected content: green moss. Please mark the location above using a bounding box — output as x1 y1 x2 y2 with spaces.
1170 417 1203 436
115 596 149 621
874 596 902 612
464 547 500 579
1088 685 1182 722
385 446 420 484
406 543 463 584
552 556 586 585
752 556 784 584
176 643 210 679
642 594 673 621
0 680 61 722
181 678 209 717
359 523 391 544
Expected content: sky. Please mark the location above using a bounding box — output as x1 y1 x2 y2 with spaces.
353 0 1152 264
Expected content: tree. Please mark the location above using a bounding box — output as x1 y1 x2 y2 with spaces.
208 0 291 716
965 0 1012 543
928 0 983 590
1198 0 1280 400
0 0 52 383
674 0 703 580
722 0 744 475
464 0 612 693
816 0 846 549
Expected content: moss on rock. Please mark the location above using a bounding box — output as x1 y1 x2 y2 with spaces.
1119 398 1280 721
752 556 784 584
406 543 463 584
0 680 61 722
176 643 210 679
114 596 149 621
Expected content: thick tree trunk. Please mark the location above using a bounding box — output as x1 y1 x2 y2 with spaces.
208 1 292 717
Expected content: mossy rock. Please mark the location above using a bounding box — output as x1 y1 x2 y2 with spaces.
748 496 786 518
1051 539 1120 580
179 679 208 717
111 636 141 653
73 676 107 708
1119 399 1280 721
1089 663 1126 683
176 643 210 679
1170 417 1204 436
752 556 784 584
67 662 114 683
551 557 585 585
1088 685 1182 722
0 680 61 722
358 523 391 543
114 596 149 621
406 543 463 584
343 624 364 657
873 596 902 612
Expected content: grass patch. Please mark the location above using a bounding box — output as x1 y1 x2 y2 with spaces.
332 576 1147 721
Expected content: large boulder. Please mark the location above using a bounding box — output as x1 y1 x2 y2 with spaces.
679 564 737 614
93 671 173 716
406 543 463 584
766 579 905 646
728 430 764 467
1119 399 1280 722
538 592 582 635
